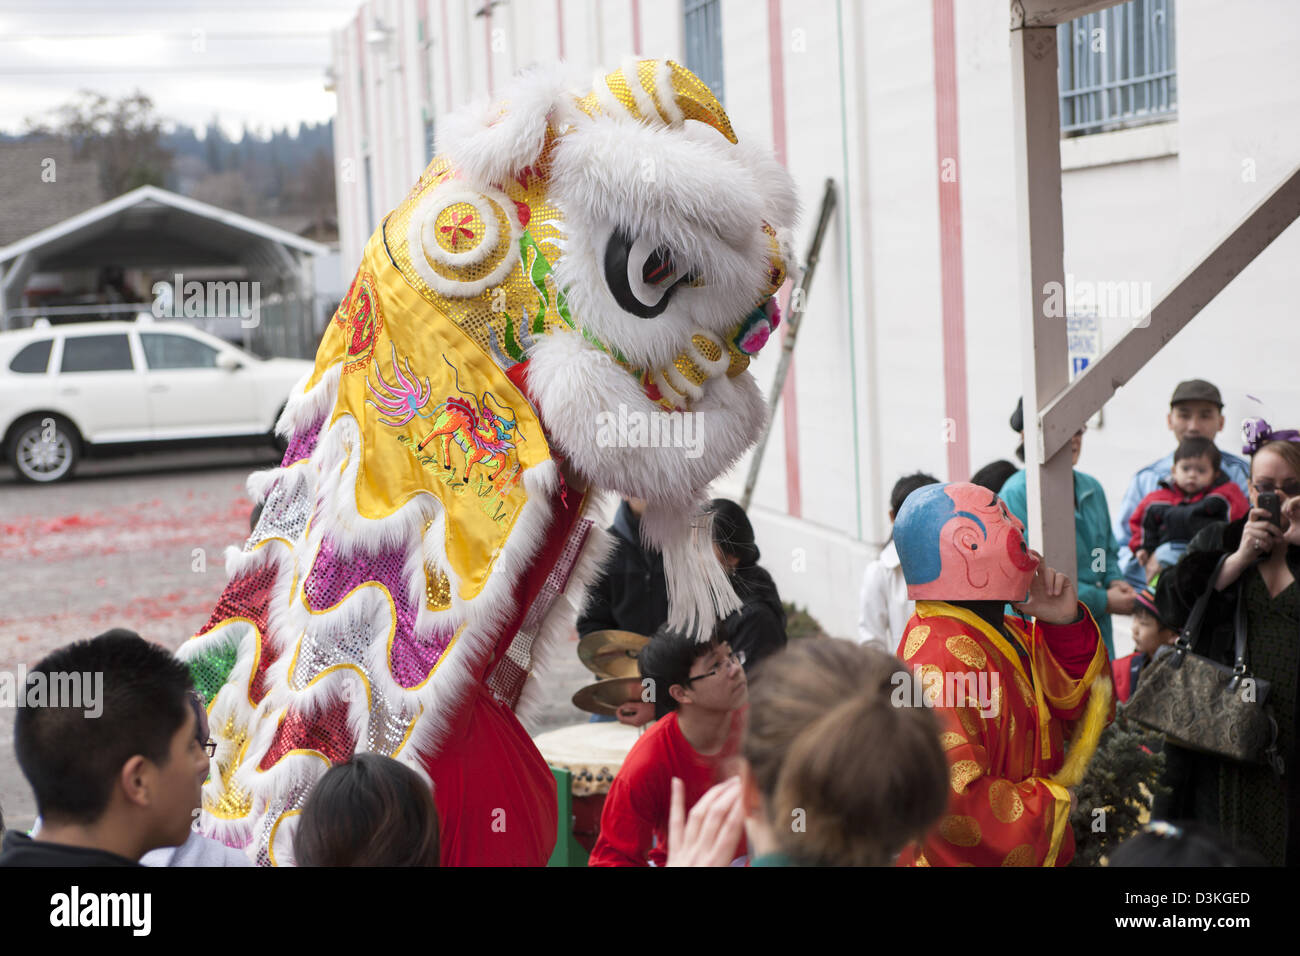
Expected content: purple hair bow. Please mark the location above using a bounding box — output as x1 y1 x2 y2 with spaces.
1242 417 1300 455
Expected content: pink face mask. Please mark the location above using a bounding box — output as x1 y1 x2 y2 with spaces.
893 482 1039 603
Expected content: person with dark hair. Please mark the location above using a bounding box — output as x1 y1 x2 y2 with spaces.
709 498 786 672
1154 424 1300 866
1 629 208 867
857 472 939 649
587 628 748 867
1112 380 1251 588
293 753 440 866
970 460 1018 495
1001 405 1133 658
1107 820 1265 866
668 638 950 866
1128 435 1249 580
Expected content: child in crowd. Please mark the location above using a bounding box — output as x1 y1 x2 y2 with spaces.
665 639 949 867
293 753 440 866
588 629 749 867
857 472 939 651
1129 436 1249 581
1111 580 1179 703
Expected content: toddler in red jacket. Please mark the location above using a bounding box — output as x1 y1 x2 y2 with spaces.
1129 437 1248 581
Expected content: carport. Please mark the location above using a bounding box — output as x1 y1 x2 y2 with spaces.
0 185 329 359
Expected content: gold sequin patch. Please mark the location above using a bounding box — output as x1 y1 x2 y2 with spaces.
425 568 451 611
989 779 1025 823
915 851 931 867
691 333 722 363
672 353 708 386
726 348 751 377
945 634 988 669
939 731 967 752
903 625 931 660
950 759 982 794
940 815 982 847
958 706 982 738
1002 844 1036 867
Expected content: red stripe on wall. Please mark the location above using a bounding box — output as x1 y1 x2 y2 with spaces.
932 0 971 482
768 0 801 517
631 0 642 55
557 0 565 59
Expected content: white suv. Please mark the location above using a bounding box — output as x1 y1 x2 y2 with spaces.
0 318 314 483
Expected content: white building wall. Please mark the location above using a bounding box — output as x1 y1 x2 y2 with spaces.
331 0 1300 645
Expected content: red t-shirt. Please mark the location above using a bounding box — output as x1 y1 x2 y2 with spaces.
587 710 745 867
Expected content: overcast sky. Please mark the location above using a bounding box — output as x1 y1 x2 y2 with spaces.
0 0 362 138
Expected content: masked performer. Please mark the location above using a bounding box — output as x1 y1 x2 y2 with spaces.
179 60 797 866
891 483 1113 866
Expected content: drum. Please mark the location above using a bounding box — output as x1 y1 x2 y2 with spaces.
533 720 640 797
533 721 641 855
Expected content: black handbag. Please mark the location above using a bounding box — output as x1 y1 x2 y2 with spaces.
1124 555 1284 773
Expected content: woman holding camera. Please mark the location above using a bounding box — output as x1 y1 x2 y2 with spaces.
1154 423 1300 865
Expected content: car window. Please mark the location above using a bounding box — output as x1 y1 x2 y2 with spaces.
141 332 220 370
9 339 52 374
60 334 134 373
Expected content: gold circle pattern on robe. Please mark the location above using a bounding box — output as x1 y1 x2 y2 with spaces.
939 815 982 847
939 731 967 752
944 634 987 669
903 625 930 660
950 759 982 794
988 779 1025 823
1002 844 1036 867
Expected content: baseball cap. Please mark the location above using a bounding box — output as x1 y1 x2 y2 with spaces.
1170 380 1223 408
1134 579 1170 629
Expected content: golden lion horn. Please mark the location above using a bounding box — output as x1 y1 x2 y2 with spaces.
574 59 737 144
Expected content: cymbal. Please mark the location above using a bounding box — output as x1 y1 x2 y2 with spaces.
577 629 649 679
572 677 644 717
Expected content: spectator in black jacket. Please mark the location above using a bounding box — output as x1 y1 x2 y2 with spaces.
576 497 669 640
710 498 787 672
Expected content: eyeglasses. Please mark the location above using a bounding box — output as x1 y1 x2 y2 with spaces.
685 649 746 684
1253 479 1300 498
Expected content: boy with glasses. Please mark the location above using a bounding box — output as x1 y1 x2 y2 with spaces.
588 629 749 867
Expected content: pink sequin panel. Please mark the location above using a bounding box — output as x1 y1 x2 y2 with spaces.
302 535 454 688
281 413 324 467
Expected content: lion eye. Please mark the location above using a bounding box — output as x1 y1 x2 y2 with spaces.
603 230 697 319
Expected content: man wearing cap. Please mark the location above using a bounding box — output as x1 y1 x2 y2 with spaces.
1112 380 1250 589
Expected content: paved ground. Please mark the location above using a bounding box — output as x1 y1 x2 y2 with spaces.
0 447 592 832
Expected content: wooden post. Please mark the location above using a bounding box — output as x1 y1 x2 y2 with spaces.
1010 13 1077 582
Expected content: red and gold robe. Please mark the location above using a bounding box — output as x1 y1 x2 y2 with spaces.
895 600 1113 867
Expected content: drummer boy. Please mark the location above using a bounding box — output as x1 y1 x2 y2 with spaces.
587 630 748 867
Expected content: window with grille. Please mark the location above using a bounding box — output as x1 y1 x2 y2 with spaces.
683 0 724 106
1058 0 1176 137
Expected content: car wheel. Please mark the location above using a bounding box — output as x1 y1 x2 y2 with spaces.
8 416 79 483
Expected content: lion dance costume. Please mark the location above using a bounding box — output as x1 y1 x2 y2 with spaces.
891 483 1114 866
177 61 797 865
